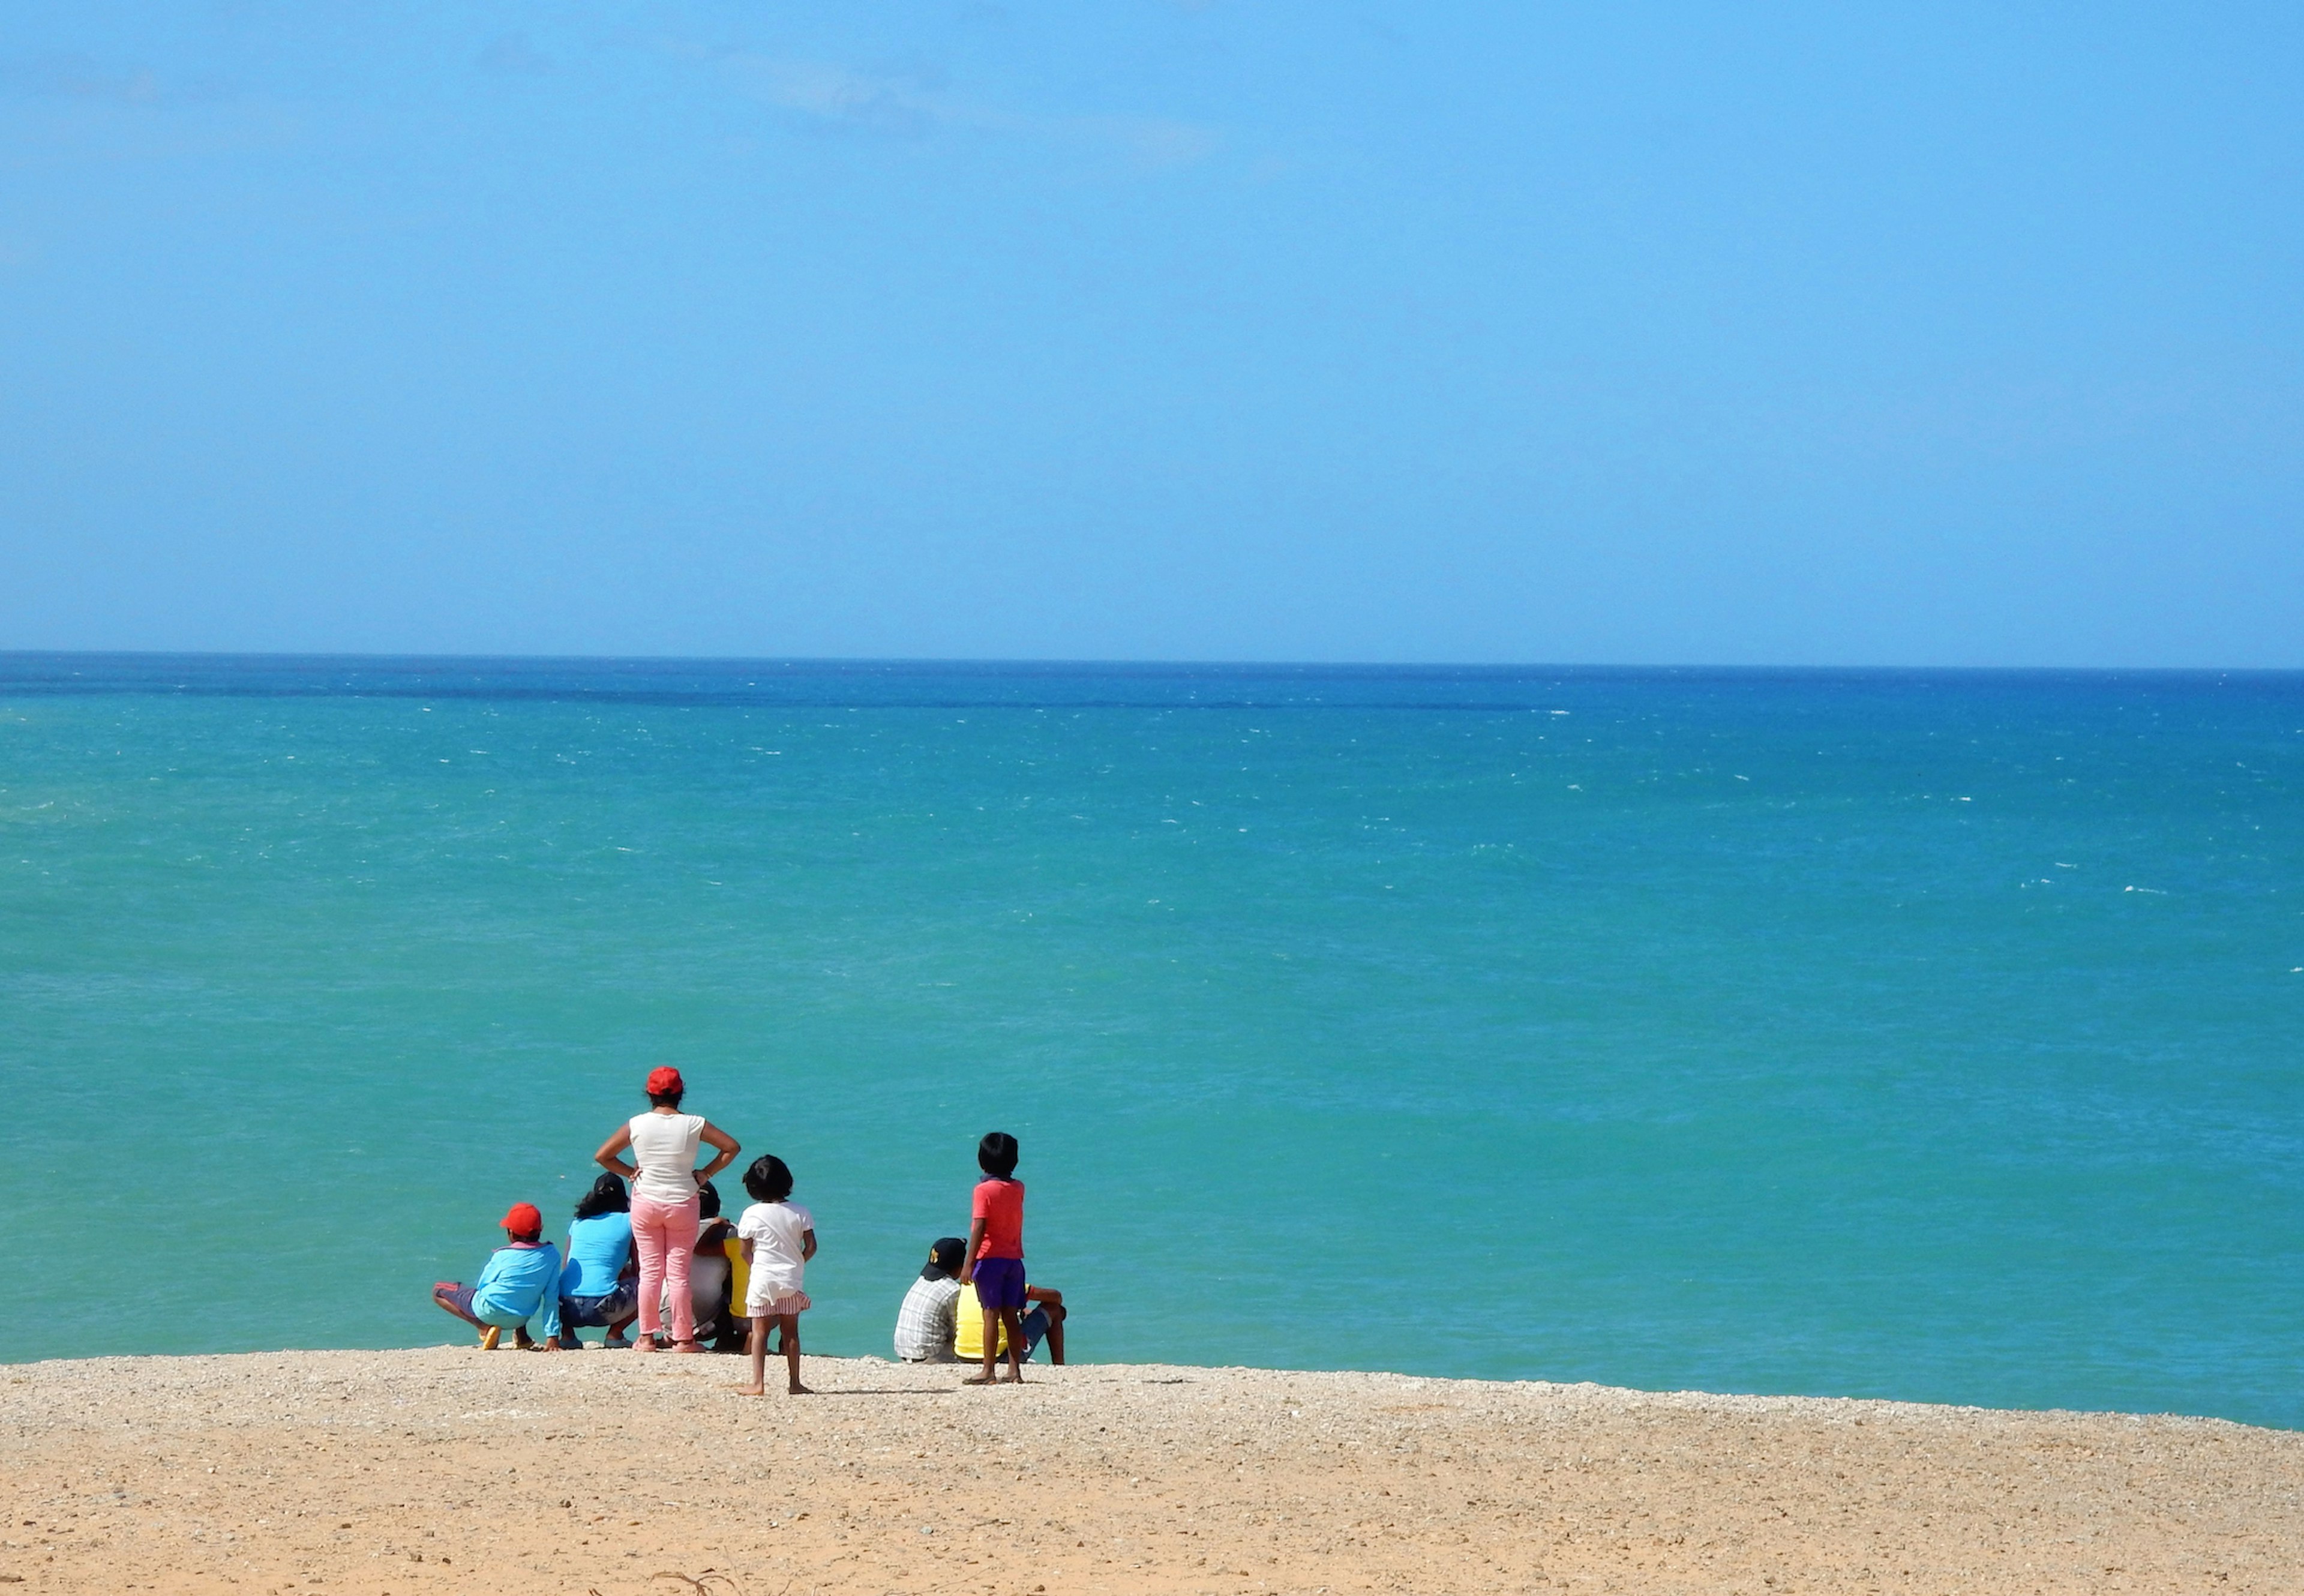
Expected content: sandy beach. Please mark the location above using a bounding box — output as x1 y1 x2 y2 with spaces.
1 1349 2297 1595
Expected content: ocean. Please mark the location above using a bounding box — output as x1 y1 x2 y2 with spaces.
2 656 2297 1428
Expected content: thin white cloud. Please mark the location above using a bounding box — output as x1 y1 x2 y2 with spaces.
1091 115 1223 170
0 53 161 104
476 32 553 77
737 58 948 139
710 50 1222 168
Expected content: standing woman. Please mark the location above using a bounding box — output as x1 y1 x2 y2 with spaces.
594 1066 740 1353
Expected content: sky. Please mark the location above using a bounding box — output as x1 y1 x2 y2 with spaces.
2 2 2299 666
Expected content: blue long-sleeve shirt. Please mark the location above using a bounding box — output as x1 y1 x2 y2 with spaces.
472 1241 563 1338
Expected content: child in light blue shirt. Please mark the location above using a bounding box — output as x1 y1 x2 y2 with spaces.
432 1201 565 1350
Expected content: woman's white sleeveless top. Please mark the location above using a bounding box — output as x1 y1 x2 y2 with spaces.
628 1112 706 1205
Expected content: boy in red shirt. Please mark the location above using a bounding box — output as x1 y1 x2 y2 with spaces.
957 1131 1027 1385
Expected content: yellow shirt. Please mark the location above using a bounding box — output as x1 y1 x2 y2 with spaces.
723 1233 750 1309
952 1282 1014 1358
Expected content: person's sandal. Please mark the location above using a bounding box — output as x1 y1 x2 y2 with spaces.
479 1326 502 1351
669 1340 706 1354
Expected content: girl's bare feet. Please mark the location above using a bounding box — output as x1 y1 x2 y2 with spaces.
962 1373 997 1385
787 1384 814 1395
736 1383 765 1397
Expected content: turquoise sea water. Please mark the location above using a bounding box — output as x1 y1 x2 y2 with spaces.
2 656 2299 1427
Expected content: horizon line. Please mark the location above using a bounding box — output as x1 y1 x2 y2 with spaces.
5 649 2304 677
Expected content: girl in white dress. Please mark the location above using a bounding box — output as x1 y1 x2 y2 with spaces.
736 1154 817 1396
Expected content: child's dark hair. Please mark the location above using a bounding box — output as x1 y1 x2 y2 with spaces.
977 1130 1019 1179
743 1154 794 1203
697 1180 722 1220
573 1172 629 1220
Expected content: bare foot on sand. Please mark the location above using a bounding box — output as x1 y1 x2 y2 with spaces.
736 1383 765 1397
788 1384 814 1396
962 1373 998 1385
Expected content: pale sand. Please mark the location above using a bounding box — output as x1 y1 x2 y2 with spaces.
2 1349 2299 1595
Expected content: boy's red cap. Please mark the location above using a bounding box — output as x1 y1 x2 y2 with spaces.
501 1202 542 1234
646 1065 684 1096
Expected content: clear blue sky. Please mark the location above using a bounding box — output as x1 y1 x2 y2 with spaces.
4 4 2298 664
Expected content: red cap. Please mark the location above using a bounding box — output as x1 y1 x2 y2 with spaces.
501 1201 542 1235
646 1065 685 1097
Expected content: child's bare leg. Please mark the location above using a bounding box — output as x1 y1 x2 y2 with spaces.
781 1314 810 1394
1000 1308 1026 1382
432 1285 495 1348
740 1315 767 1396
965 1306 1003 1384
1045 1303 1067 1365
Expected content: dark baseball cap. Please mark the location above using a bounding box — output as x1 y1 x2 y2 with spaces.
922 1237 967 1279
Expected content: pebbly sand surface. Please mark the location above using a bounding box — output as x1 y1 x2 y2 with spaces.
2 1348 2299 1595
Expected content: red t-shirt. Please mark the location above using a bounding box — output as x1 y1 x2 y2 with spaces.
971 1177 1025 1259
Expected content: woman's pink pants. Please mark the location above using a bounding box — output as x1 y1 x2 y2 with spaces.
631 1193 700 1342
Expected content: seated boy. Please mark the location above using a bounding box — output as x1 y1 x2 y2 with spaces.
894 1237 1066 1364
892 1238 968 1362
432 1202 565 1351
714 1190 754 1354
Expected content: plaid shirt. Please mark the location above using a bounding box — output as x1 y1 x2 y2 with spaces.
893 1274 962 1361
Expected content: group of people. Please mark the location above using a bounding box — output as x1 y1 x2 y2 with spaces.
429 1065 1068 1393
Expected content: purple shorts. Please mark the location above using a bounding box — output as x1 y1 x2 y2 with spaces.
433 1281 527 1330
972 1256 1027 1311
